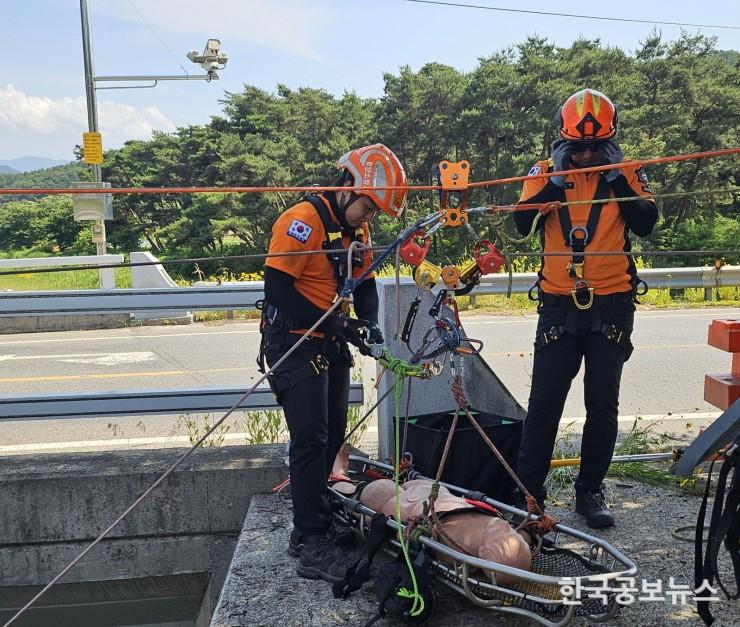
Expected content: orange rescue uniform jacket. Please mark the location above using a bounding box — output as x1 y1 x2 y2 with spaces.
520 160 655 296
265 195 373 311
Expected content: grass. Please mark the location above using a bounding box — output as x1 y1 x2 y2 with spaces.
0 267 132 291
545 418 689 504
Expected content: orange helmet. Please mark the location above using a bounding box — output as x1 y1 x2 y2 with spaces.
337 144 407 218
558 89 618 141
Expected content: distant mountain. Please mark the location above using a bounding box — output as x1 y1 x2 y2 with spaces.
0 165 17 174
0 162 87 205
0 156 71 173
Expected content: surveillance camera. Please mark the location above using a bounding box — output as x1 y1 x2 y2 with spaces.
206 39 221 54
186 39 228 73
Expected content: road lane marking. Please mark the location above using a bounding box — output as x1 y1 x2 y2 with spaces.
0 328 259 347
0 366 250 383
0 351 156 365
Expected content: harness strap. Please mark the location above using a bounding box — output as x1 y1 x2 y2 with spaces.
705 444 740 598
558 176 611 256
267 353 329 395
695 441 740 625
333 512 389 599
534 325 564 351
601 323 631 348
303 194 365 295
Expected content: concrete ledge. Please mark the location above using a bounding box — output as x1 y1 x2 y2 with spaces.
0 445 288 626
0 313 131 334
211 494 495 627
0 445 285 548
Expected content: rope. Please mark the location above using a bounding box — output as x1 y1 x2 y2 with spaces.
393 374 425 618
1 297 348 627
493 186 740 214
2 146 737 197
451 378 559 536
468 147 740 190
380 350 431 378
1 183 739 279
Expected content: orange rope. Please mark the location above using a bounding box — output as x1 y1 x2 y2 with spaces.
468 146 740 189
1 147 737 196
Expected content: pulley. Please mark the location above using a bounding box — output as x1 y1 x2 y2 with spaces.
474 240 505 275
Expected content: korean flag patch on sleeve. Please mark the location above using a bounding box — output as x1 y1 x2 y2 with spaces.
527 164 542 177
287 219 312 244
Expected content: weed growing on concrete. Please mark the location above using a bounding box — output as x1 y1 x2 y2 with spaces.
241 409 287 445
183 414 231 447
608 418 679 486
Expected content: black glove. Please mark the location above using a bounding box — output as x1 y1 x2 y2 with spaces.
333 316 384 356
550 139 575 187
600 140 623 182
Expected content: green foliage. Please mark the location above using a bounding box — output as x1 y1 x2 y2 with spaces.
241 409 288 446
3 34 738 269
0 162 87 206
182 414 231 447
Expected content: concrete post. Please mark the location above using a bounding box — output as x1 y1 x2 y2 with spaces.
376 278 526 460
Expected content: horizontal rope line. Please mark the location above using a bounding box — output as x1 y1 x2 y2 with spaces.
0 147 737 196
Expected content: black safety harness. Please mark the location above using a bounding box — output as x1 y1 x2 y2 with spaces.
303 193 367 297
557 176 611 311
257 195 367 390
695 436 740 625
527 171 645 357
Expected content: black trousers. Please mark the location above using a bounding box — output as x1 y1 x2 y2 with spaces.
516 296 635 500
266 333 352 537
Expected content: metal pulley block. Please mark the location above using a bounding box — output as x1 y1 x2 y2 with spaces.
399 230 432 266
413 259 442 290
441 265 462 290
474 240 505 275
437 160 470 227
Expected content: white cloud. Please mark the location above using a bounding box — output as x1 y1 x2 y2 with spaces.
94 0 328 61
0 84 176 156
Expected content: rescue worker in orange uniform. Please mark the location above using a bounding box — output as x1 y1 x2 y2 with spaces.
513 89 658 528
258 144 407 582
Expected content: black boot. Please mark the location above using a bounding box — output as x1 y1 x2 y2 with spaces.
288 523 357 557
575 486 614 529
296 533 356 584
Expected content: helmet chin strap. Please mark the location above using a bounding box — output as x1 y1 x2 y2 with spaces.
329 190 361 231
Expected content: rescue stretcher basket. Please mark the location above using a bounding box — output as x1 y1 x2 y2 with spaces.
329 456 638 627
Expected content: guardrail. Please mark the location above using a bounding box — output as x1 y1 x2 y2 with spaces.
0 284 264 316
0 383 364 420
0 267 737 316
473 265 740 295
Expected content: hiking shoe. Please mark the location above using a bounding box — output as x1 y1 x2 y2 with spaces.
575 487 614 529
296 533 355 584
288 523 356 557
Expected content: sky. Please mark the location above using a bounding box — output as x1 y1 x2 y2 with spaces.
2 0 739 160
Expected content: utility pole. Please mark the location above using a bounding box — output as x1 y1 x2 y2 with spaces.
77 0 227 288
79 0 110 288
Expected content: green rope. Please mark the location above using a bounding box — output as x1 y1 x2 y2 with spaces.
393 372 424 618
488 210 544 244
381 349 429 378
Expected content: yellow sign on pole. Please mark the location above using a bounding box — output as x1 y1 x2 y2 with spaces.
83 132 103 164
